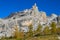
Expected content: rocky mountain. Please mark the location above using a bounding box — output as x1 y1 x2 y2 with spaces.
0 3 60 38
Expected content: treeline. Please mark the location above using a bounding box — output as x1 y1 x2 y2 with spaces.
13 22 60 40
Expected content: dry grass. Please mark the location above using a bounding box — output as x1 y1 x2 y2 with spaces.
25 34 59 40
0 34 59 40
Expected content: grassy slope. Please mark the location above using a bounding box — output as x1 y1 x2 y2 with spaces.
0 34 59 40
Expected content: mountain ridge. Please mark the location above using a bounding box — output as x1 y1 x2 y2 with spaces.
0 3 60 38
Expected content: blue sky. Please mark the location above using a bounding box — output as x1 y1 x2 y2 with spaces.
0 0 60 18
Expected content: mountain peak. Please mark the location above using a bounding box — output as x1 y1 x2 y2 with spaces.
34 3 37 6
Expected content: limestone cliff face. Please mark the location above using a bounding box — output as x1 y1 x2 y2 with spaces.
0 3 59 37
41 12 47 22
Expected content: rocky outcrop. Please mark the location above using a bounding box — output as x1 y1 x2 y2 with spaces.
0 3 59 38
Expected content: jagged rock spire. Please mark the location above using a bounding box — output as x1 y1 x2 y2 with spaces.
34 3 37 7
32 3 38 9
32 3 39 16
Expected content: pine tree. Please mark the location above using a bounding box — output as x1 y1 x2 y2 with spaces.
26 24 33 38
56 28 60 34
36 24 42 34
43 26 51 35
33 24 42 36
19 31 25 40
14 25 19 38
14 25 24 40
50 22 57 34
